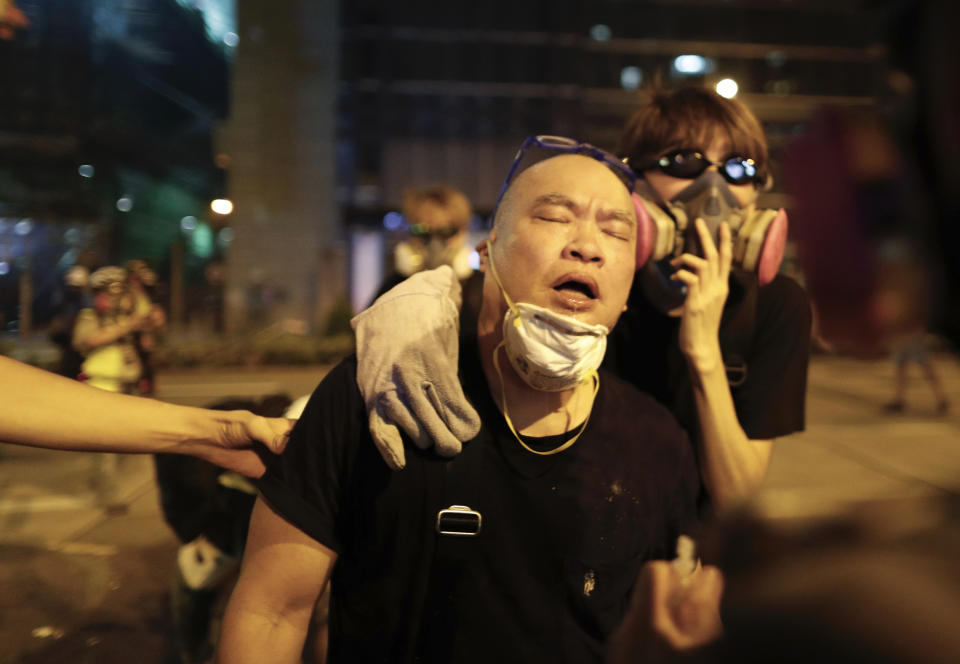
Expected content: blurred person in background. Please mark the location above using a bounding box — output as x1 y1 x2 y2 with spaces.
352 87 811 515
884 331 950 415
785 1 960 355
126 259 166 395
0 0 27 39
72 265 146 395
71 265 150 502
49 264 92 379
875 245 950 414
373 185 476 302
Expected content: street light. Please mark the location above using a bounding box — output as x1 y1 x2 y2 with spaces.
716 78 739 99
210 198 234 215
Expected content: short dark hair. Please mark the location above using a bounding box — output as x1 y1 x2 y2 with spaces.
617 87 770 184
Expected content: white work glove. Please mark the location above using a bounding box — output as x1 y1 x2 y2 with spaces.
351 266 482 470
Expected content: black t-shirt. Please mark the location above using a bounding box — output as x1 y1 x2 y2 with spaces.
604 272 812 444
258 339 700 664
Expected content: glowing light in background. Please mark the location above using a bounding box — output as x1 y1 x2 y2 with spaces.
78 164 95 178
190 222 214 258
14 219 32 235
620 66 642 90
218 227 234 246
673 54 708 75
589 24 611 41
210 198 233 215
116 196 133 212
181 215 198 232
765 50 787 67
223 31 239 47
382 211 404 231
716 78 739 98
0 262 8 276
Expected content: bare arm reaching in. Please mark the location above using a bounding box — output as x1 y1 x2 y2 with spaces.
0 355 292 478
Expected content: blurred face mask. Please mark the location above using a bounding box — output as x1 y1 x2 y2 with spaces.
395 236 468 276
487 240 608 392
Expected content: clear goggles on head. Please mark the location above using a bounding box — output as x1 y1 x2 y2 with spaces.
493 135 637 212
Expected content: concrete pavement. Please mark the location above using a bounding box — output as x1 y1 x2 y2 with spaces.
757 353 960 519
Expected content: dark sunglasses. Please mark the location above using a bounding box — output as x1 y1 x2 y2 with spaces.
637 149 763 186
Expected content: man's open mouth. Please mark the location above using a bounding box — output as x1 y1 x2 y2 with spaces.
553 279 597 299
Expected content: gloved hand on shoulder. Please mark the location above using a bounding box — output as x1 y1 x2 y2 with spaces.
351 266 482 469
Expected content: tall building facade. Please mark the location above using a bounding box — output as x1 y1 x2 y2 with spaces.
222 0 342 333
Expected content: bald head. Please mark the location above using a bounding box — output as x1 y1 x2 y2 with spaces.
493 154 635 232
482 153 639 331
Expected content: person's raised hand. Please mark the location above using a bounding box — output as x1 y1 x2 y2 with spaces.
671 219 732 372
352 266 481 470
608 559 724 664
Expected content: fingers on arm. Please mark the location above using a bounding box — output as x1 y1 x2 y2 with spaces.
254 416 295 454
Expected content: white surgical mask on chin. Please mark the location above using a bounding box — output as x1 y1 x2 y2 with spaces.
487 242 609 392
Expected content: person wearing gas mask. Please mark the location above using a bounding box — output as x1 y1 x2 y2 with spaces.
351 87 811 514
372 185 476 302
610 87 810 511
217 143 701 663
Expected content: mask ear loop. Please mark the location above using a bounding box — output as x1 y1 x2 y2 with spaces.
492 342 599 456
485 238 524 330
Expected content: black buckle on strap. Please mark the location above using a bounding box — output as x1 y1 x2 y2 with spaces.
436 505 482 537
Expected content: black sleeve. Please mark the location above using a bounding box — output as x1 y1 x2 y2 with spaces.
255 355 368 554
734 275 813 439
